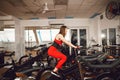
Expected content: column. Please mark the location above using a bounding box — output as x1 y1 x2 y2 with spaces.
14 18 25 60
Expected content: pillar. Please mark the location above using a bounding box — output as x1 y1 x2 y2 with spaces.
14 18 25 60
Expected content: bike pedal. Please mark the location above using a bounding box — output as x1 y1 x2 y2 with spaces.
14 77 22 80
28 76 35 80
84 77 94 80
84 72 93 76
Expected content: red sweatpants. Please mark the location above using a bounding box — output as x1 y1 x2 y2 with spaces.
48 46 67 69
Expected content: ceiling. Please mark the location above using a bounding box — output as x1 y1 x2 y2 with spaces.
0 0 110 19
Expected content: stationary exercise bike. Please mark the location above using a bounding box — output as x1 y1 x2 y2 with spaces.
76 48 120 80
0 45 48 80
36 45 120 80
37 46 102 80
35 47 84 80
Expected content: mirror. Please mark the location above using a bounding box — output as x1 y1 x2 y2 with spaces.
101 29 107 46
79 29 87 47
109 28 116 45
71 29 78 45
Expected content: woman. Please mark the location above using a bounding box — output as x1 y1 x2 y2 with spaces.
48 26 78 77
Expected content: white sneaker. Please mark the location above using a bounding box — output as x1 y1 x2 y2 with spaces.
51 71 60 77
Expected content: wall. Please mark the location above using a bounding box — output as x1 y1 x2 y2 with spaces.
98 13 119 29
96 12 120 45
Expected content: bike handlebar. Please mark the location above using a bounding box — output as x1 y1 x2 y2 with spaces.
4 51 15 57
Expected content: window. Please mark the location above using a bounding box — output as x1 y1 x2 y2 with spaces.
36 29 70 42
0 29 15 42
25 28 70 44
51 29 59 41
0 31 4 41
25 30 36 42
37 30 51 42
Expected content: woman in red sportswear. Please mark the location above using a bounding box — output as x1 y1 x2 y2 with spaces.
48 26 78 77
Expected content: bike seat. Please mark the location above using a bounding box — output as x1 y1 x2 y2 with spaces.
78 52 104 61
39 44 47 47
86 58 119 69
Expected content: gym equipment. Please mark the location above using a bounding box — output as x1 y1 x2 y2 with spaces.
0 45 48 80
36 47 120 80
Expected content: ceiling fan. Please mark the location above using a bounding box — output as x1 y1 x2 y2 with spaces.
25 2 63 15
41 2 63 14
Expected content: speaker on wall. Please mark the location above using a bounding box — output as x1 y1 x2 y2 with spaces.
100 15 103 20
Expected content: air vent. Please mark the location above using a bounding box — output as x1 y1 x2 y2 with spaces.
54 0 68 5
48 17 56 19
30 18 39 20
49 20 64 25
65 16 74 19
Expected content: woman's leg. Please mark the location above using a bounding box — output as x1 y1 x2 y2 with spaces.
50 51 67 77
55 51 67 69
53 67 59 73
49 50 67 70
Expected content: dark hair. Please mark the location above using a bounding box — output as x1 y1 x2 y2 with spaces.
59 25 67 37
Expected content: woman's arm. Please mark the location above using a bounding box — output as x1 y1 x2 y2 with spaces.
58 34 77 48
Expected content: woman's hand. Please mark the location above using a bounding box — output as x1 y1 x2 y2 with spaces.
74 46 80 49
